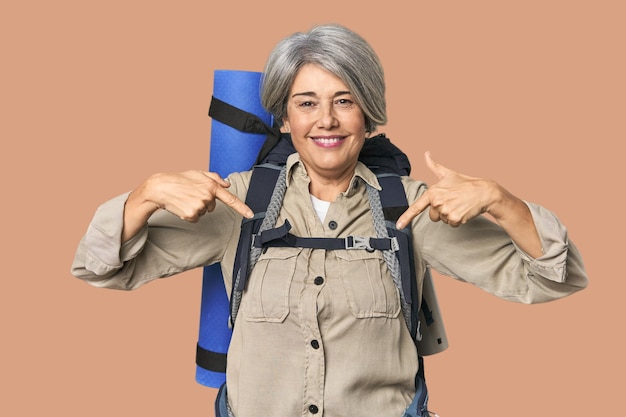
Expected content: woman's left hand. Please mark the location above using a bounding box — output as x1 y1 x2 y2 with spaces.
396 152 500 228
396 152 543 258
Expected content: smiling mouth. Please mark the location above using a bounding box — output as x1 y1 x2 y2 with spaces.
311 136 346 147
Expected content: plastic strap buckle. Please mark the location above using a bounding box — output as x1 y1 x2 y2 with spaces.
345 236 374 252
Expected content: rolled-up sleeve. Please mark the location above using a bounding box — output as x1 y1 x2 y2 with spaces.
510 201 587 302
81 192 148 276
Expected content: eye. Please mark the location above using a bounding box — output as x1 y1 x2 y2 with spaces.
335 98 354 107
295 100 318 110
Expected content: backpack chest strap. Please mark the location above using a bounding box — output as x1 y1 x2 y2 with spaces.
254 219 399 252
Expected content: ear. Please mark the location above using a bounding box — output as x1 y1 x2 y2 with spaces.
281 119 291 133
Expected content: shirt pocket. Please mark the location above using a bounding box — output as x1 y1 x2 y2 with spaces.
241 247 301 323
335 250 401 318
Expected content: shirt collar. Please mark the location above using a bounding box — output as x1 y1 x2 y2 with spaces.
285 153 382 194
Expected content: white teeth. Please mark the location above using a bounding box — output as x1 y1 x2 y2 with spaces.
313 138 342 144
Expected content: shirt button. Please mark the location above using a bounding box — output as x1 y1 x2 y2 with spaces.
314 276 324 285
309 404 319 414
310 340 320 349
328 220 338 230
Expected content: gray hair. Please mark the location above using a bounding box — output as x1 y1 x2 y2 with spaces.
261 24 386 132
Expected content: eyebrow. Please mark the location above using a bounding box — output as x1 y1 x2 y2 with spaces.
291 90 352 99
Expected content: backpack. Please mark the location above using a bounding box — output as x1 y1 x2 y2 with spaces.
200 95 448 416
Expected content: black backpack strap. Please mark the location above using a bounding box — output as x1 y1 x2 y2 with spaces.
209 95 284 168
209 96 277 136
377 172 432 415
376 173 420 338
230 163 282 322
361 134 418 336
254 219 399 252
196 343 227 374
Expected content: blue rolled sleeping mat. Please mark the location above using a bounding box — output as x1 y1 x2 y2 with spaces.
196 70 273 388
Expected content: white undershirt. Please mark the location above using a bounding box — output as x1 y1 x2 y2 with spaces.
310 194 331 222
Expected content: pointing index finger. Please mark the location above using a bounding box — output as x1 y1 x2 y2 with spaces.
396 190 431 229
214 187 254 219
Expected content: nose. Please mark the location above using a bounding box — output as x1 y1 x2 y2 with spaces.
316 102 339 129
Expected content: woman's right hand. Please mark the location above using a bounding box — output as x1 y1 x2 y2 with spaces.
122 170 253 242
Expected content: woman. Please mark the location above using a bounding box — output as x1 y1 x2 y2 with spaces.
72 24 588 417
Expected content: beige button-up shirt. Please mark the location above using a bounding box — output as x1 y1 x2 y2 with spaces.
72 153 588 417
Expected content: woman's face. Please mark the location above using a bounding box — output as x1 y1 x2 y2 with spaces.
283 64 367 181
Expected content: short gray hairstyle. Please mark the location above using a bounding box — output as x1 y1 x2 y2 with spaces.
261 24 387 132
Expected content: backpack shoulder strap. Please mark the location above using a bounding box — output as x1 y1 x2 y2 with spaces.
375 159 448 356
234 164 281 267
376 172 420 339
230 162 285 326
230 133 294 289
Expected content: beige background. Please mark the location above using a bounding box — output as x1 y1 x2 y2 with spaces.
2 1 623 415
